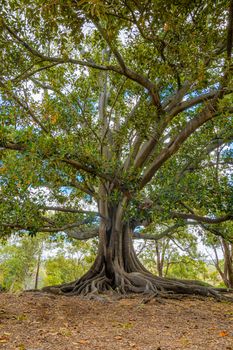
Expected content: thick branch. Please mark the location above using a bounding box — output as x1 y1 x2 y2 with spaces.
43 206 98 215
90 18 161 109
169 211 233 224
167 90 219 117
64 228 99 240
133 224 181 241
61 158 117 184
0 141 26 151
132 84 193 170
92 19 127 72
154 201 233 224
140 102 219 188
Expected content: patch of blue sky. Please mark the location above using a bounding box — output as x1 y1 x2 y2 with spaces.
84 194 93 203
59 186 73 195
183 82 220 100
76 174 84 182
134 226 144 234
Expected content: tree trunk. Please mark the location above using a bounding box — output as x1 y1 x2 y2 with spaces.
34 243 43 290
42 197 231 300
155 242 163 277
222 240 233 289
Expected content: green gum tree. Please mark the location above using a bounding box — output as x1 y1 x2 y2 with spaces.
0 0 233 298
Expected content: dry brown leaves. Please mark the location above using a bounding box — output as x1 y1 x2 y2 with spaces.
0 292 232 350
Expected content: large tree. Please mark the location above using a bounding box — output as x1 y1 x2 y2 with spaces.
0 0 233 298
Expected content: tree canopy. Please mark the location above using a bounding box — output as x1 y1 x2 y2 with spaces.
0 0 233 297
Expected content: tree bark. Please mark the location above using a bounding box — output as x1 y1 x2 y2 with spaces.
34 243 43 290
155 242 163 277
42 199 232 301
222 240 233 288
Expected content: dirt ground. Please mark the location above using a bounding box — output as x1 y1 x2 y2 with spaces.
0 292 232 350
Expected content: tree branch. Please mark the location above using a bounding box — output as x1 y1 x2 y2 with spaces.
65 227 99 240
175 132 233 181
140 101 219 188
2 221 97 233
0 141 26 151
11 63 60 84
167 90 219 118
1 17 122 71
169 211 233 224
43 206 98 215
61 158 115 183
227 0 233 59
132 83 193 170
88 16 162 108
0 81 49 133
1 17 161 98
69 178 96 197
92 19 127 72
133 223 181 241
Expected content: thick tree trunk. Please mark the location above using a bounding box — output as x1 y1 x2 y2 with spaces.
41 187 232 300
42 199 232 301
59 198 155 295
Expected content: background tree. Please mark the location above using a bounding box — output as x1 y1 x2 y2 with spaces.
44 237 97 286
202 224 233 288
0 234 97 291
0 235 43 291
0 0 232 298
137 229 207 279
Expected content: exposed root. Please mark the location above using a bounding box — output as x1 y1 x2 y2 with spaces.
41 268 233 302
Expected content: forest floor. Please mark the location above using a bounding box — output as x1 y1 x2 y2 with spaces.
0 292 232 350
